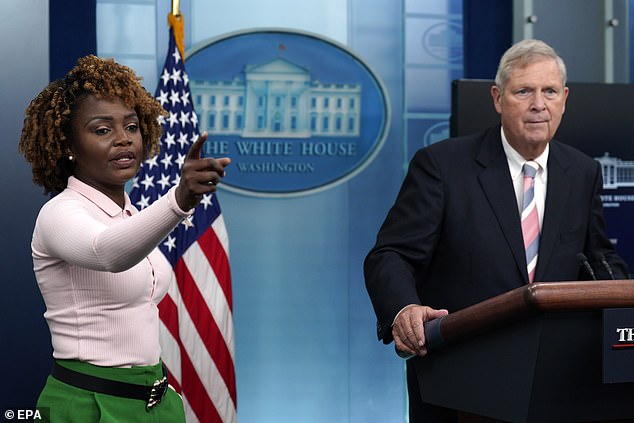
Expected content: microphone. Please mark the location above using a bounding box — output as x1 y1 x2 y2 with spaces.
577 252 596 280
595 252 616 280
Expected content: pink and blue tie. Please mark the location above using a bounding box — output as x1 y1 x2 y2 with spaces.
522 162 540 282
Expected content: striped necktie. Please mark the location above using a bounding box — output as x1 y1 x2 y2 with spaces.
522 161 540 282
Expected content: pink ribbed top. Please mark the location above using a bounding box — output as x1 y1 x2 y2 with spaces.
31 176 191 367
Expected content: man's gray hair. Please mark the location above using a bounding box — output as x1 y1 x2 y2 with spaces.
494 39 567 93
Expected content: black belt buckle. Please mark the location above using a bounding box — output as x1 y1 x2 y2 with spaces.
146 375 168 411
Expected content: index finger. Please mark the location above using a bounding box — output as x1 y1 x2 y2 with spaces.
186 131 209 160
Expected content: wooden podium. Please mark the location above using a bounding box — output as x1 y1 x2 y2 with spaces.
417 280 634 423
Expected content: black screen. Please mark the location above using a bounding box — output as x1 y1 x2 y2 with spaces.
450 79 634 275
450 79 634 158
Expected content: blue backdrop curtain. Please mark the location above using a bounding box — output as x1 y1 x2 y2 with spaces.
462 0 513 79
49 0 97 80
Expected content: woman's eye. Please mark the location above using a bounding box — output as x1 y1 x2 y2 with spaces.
126 124 139 133
95 127 110 136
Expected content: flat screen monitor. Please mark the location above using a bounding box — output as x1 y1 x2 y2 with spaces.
450 79 634 158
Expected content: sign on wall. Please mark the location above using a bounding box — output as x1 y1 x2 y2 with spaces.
185 29 390 197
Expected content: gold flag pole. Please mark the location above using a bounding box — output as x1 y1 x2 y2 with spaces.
171 0 181 16
169 0 185 61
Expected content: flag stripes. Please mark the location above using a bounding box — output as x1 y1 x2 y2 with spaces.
175 254 235 396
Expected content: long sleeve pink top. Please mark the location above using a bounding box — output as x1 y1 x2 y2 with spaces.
31 176 191 367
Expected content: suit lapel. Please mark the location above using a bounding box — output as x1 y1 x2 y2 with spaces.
534 142 571 280
476 129 528 283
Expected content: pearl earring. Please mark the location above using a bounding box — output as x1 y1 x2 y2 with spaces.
68 155 74 161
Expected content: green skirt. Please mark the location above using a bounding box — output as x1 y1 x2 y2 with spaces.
36 359 186 423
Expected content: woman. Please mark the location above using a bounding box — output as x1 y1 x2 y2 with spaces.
19 55 230 422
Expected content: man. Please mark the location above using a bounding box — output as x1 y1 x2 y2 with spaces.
364 39 629 421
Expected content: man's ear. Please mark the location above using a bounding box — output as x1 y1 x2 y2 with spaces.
490 85 502 114
562 86 569 114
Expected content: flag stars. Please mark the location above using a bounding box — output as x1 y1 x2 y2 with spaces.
170 90 181 107
181 91 190 107
156 90 168 106
177 132 189 149
179 111 190 128
141 174 155 190
164 132 176 148
170 69 182 85
160 153 173 170
181 216 194 229
158 173 172 190
145 155 159 170
172 49 181 64
160 68 171 86
175 153 186 169
191 112 198 127
136 194 150 210
167 112 179 127
200 193 213 210
163 235 176 252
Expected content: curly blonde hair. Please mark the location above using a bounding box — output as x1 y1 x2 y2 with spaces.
19 55 166 194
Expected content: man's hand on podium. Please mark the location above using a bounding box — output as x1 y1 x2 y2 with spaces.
393 305 448 358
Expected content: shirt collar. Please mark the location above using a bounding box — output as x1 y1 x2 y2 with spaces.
66 176 134 217
500 126 549 181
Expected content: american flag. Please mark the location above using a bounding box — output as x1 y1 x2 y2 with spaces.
129 27 237 423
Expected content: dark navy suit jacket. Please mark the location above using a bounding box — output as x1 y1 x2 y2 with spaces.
365 125 629 344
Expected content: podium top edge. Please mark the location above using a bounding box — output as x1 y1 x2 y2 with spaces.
526 279 634 311
435 280 634 345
